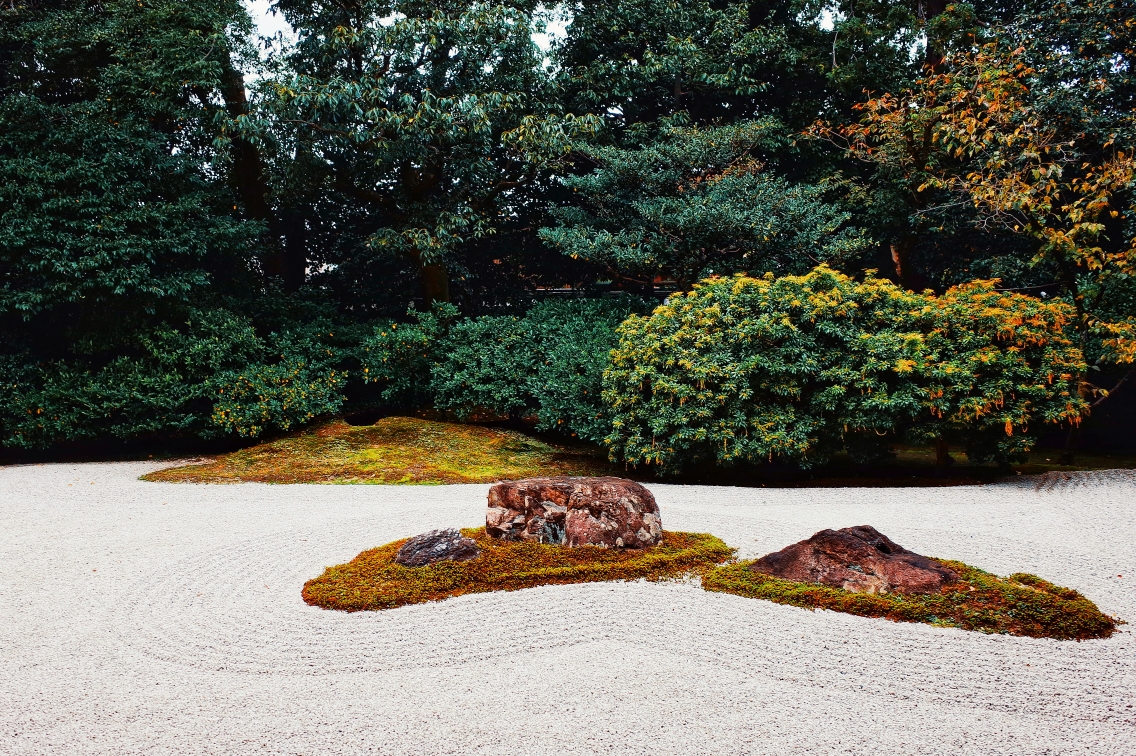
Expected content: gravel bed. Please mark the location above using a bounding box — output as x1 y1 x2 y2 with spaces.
1 462 1133 755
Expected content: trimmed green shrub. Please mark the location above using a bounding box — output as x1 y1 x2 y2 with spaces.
0 310 350 447
603 266 1086 473
432 299 638 443
358 304 460 410
357 298 635 443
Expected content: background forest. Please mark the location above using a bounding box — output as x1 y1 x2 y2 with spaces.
1 0 1134 472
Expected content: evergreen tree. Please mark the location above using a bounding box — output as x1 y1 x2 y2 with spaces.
0 0 344 447
254 0 598 307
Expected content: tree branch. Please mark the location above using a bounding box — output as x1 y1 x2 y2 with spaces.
1092 366 1136 408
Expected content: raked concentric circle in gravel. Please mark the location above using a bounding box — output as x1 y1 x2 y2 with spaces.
1 462 1134 755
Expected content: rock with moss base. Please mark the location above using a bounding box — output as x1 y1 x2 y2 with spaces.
394 528 481 567
749 525 958 595
486 476 662 548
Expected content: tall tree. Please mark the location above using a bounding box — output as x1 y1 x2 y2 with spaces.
255 0 597 305
0 0 348 448
812 0 1136 454
554 0 832 137
539 121 869 289
0 0 255 350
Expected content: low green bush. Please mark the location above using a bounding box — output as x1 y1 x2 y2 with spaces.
432 298 638 443
1 309 350 447
603 266 1086 473
357 303 460 410
358 299 634 443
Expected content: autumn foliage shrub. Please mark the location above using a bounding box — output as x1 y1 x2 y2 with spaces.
907 280 1088 463
603 266 1086 473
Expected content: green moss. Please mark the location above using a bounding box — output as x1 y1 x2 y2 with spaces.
142 416 619 484
302 529 734 611
702 559 1119 640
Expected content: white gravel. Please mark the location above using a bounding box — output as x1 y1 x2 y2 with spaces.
1 463 1134 755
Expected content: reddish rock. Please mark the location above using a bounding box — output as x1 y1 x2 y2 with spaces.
394 528 481 567
749 525 958 595
486 477 662 549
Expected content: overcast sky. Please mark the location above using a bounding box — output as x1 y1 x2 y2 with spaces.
244 0 566 50
247 0 296 42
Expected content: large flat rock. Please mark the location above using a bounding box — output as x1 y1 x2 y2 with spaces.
749 524 959 594
486 476 662 548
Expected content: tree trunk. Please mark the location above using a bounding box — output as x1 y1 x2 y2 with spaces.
281 209 307 292
218 56 305 291
935 437 953 474
421 262 450 305
890 235 917 290
918 0 948 71
1059 424 1079 465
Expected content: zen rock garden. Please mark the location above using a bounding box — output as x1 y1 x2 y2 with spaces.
312 475 1118 642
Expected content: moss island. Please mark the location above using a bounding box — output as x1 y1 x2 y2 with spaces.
304 530 1118 641
302 529 734 611
703 559 1118 640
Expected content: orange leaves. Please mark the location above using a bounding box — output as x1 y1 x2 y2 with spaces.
811 41 1135 371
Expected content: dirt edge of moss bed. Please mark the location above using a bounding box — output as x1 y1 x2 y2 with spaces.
303 530 1119 640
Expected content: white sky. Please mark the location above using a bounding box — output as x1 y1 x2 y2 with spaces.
245 0 565 50
247 0 297 43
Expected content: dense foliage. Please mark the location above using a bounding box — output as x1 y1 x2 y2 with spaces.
1 0 1130 463
539 121 869 288
360 299 637 443
0 0 349 446
604 267 1085 472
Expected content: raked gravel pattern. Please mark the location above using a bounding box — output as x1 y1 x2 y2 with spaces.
1 463 1134 755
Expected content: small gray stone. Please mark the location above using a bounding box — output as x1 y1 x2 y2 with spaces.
394 528 481 568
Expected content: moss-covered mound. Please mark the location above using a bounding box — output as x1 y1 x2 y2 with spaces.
303 529 734 611
702 559 1118 640
143 417 617 484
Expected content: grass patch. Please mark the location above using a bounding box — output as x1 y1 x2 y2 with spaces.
142 416 619 484
702 560 1119 640
302 529 734 611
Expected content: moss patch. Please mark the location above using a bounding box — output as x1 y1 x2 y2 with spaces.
302 529 734 611
142 416 619 484
702 559 1119 640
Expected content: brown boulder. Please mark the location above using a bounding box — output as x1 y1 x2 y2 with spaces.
749 525 958 595
394 528 481 567
486 476 662 549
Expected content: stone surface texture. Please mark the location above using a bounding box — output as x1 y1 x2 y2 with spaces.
749 524 959 594
486 476 662 548
394 528 480 567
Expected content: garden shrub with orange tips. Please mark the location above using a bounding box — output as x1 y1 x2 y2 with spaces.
603 265 1087 474
907 280 1087 464
702 559 1118 640
302 529 733 611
